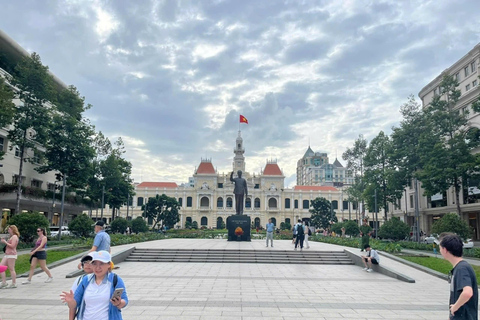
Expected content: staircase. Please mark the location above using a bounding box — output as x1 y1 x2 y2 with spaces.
124 248 353 265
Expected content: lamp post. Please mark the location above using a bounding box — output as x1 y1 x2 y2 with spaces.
100 185 105 220
57 174 67 241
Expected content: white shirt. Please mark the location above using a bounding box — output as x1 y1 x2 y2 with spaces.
82 277 111 320
368 249 380 262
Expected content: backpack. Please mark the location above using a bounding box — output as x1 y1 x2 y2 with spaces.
308 228 312 236
296 224 304 236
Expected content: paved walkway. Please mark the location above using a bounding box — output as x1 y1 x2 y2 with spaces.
0 239 469 319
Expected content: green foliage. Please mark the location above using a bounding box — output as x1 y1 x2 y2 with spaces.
131 217 148 233
143 194 180 229
309 197 337 229
110 217 128 234
68 214 94 237
344 220 360 237
330 222 343 234
281 222 291 231
431 213 472 240
192 221 198 229
378 217 410 241
7 212 50 243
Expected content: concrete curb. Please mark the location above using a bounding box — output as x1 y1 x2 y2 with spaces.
379 251 448 281
65 246 136 278
344 249 416 283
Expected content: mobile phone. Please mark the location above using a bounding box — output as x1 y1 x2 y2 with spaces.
111 288 124 300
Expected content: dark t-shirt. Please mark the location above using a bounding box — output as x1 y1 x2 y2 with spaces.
450 260 478 320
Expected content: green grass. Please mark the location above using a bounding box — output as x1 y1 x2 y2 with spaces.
5 249 85 278
400 256 480 284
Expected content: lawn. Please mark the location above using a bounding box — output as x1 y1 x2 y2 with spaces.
400 255 480 284
4 249 85 278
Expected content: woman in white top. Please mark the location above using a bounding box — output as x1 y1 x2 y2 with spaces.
0 225 20 288
303 222 310 249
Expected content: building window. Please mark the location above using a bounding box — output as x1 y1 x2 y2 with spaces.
245 197 251 208
254 184 259 189
472 61 477 73
332 200 338 210
217 197 223 208
0 137 4 152
12 175 25 186
409 195 414 209
137 197 144 207
226 197 233 208
178 197 182 206
254 198 260 208
270 217 276 226
201 216 208 226
187 197 192 207
48 183 56 192
15 146 20 157
33 151 42 164
217 183 223 188
186 217 192 223
473 80 478 87
285 198 291 209
466 84 471 91
302 200 309 209
465 66 470 77
294 199 298 209
200 197 209 207
268 198 277 209
454 72 460 82
31 179 42 188
343 201 349 210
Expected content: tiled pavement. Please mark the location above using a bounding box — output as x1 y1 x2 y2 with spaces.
0 238 468 319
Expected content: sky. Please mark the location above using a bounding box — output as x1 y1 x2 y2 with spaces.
1 0 480 187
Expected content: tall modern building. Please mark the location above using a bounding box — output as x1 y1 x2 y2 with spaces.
389 43 480 239
296 146 353 187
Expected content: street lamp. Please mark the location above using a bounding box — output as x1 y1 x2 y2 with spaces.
57 174 67 241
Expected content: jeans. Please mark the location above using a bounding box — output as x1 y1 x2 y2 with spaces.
266 232 273 246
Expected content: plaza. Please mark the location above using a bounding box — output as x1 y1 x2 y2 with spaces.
0 239 454 320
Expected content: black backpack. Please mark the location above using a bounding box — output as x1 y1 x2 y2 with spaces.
296 224 304 236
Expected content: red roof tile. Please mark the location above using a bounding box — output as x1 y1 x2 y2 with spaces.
293 186 338 191
263 163 283 176
196 161 216 174
136 182 178 188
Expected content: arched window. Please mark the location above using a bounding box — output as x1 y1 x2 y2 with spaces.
201 216 208 226
285 198 290 209
254 217 260 228
285 218 291 225
245 197 251 208
217 197 223 208
271 217 276 226
186 217 192 223
178 197 183 206
268 198 277 208
226 197 233 208
200 197 209 207
137 197 144 207
187 197 192 207
332 200 338 209
303 200 309 209
294 199 298 209
254 198 260 208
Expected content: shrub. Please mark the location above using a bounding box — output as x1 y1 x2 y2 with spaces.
378 217 410 241
431 213 472 240
344 220 360 237
330 222 343 235
7 212 50 243
69 214 94 237
131 217 148 233
192 221 198 229
111 217 128 234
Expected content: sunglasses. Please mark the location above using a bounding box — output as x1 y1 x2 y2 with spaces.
37 230 42 232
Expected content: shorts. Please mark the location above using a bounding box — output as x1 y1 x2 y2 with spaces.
364 257 379 265
4 255 17 259
30 250 47 264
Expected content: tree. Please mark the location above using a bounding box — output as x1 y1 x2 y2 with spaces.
110 217 128 234
377 217 410 241
364 131 405 220
192 221 198 229
343 220 360 237
7 212 50 243
131 217 148 233
68 214 94 237
309 197 337 229
143 194 180 229
8 53 56 214
431 213 472 240
417 74 480 215
0 77 15 159
342 135 368 217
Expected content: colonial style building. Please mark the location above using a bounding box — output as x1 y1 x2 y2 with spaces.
118 131 361 229
389 43 480 239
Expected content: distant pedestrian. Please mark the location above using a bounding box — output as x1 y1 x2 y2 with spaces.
90 221 111 253
360 220 372 251
440 233 478 319
294 220 305 251
341 227 346 238
266 219 274 247
303 221 310 249
22 227 53 284
361 245 379 272
0 225 19 288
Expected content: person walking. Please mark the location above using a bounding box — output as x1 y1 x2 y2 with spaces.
90 221 111 253
0 225 20 288
303 221 310 249
265 219 274 247
440 233 478 319
22 227 53 284
294 220 305 251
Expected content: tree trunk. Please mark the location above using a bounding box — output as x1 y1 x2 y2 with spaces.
455 183 462 216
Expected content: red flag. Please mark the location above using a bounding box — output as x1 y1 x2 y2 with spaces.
240 115 248 124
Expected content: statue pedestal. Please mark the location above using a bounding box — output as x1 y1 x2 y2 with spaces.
227 215 251 241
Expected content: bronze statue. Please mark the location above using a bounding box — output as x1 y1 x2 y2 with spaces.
230 170 248 215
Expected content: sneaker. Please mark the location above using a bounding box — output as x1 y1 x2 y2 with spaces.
367 269 373 273
22 280 31 285
294 248 297 251
7 283 17 289
0 282 7 289
362 267 368 271
45 277 53 283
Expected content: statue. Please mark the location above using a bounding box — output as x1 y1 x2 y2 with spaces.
230 170 248 215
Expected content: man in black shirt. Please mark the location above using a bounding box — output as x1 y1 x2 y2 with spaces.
440 233 478 319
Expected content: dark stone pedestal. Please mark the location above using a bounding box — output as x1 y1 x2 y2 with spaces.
227 215 251 241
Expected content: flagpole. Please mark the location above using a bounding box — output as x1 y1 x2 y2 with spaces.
238 113 240 131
